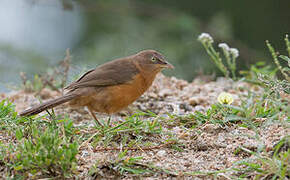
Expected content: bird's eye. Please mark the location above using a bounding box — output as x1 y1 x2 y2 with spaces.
151 57 157 62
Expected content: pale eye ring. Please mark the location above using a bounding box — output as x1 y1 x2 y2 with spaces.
151 56 157 62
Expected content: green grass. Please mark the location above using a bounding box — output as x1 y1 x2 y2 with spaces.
0 35 289 179
0 100 181 178
0 100 79 178
0 85 288 179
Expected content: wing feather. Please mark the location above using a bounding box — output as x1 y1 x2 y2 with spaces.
65 58 139 90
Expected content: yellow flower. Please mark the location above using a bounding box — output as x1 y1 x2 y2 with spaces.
218 92 234 105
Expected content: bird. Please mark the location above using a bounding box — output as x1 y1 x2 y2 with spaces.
19 50 174 125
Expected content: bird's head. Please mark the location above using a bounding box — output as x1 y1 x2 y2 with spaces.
135 50 174 72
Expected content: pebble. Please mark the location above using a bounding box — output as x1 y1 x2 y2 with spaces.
158 89 172 97
243 141 259 150
194 105 205 111
189 97 204 106
203 124 218 133
81 151 89 157
172 126 182 134
156 150 167 157
3 73 288 179
179 103 192 111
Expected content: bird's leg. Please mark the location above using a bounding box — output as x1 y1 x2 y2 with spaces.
87 106 103 127
106 116 111 126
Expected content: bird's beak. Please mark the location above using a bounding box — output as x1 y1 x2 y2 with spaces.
167 62 175 69
163 61 175 69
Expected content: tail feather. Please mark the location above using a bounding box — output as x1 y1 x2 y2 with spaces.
19 94 77 116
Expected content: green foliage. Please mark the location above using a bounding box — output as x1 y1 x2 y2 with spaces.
1 34 289 179
0 98 179 178
183 131 289 179
0 99 31 132
256 36 290 100
0 99 79 178
187 35 289 179
285 35 290 56
189 94 283 129
12 128 78 177
198 33 229 78
266 37 290 81
233 143 289 179
89 151 179 178
20 73 44 93
112 155 150 175
89 112 164 149
240 61 278 85
0 99 17 120
198 33 239 79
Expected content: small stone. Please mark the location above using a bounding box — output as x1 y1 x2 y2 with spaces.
172 127 182 134
217 134 225 142
215 134 227 148
203 124 218 133
175 80 188 90
160 114 169 118
194 142 209 151
81 151 89 157
189 97 205 106
156 150 167 157
228 89 236 94
194 105 205 111
147 92 158 99
179 103 193 112
243 141 259 151
158 89 172 97
189 97 198 106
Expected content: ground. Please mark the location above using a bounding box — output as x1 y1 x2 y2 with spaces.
0 74 289 179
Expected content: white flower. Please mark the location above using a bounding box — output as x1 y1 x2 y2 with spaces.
198 33 214 44
230 48 239 58
218 43 230 52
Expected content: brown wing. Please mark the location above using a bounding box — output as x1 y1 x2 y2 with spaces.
65 58 139 90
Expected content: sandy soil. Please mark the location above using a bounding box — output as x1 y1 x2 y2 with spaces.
1 74 288 179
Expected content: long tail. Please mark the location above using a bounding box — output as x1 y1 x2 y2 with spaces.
19 93 78 116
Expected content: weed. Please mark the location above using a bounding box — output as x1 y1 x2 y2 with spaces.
1 35 289 179
0 99 79 178
232 145 289 179
12 128 78 178
266 36 290 81
90 113 164 149
20 49 71 93
198 33 239 79
89 151 178 178
240 61 278 85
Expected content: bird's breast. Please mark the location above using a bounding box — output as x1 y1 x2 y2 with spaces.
103 73 155 113
73 72 159 114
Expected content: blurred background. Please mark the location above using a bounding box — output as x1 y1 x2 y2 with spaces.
0 0 289 92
